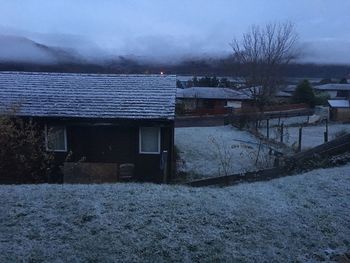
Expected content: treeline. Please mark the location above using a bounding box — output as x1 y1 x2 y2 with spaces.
177 76 237 88
0 56 349 79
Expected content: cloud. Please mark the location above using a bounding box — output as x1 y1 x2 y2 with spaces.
0 35 58 64
302 39 350 65
0 0 349 64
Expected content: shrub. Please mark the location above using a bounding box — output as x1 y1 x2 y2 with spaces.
292 80 316 107
339 78 348 84
314 92 330 106
0 114 53 183
175 102 186 115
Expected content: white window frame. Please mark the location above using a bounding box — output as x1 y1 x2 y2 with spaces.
45 125 68 152
139 127 161 154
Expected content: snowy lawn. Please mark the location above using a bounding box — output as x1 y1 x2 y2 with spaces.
1 165 350 262
175 125 276 179
260 123 350 150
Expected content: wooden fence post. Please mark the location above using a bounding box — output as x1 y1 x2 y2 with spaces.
161 151 168 183
298 126 303 152
280 122 284 143
266 119 270 139
324 119 329 143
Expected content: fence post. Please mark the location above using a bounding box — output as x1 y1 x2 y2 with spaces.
298 126 302 152
280 122 284 143
161 151 168 183
324 119 329 143
266 119 270 139
278 115 281 126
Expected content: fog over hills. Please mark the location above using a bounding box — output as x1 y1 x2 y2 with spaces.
0 34 349 79
0 35 84 64
1 1 350 66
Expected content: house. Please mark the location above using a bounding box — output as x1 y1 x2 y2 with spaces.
314 84 350 99
242 86 294 102
282 84 297 94
176 87 251 115
0 71 176 183
328 99 350 122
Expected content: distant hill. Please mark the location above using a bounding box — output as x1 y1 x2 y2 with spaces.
0 35 349 78
0 35 82 64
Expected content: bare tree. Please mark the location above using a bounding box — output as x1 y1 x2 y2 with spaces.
231 22 299 108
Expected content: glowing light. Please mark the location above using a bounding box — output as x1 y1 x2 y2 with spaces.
160 71 164 75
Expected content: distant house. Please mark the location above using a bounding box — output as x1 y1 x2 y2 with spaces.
282 85 297 94
242 86 293 101
282 83 350 100
0 71 176 183
314 84 350 99
328 99 350 122
176 87 251 115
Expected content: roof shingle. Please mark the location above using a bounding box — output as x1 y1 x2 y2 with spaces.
0 71 176 120
176 87 251 100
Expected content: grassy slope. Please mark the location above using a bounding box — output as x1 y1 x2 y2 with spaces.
0 165 350 262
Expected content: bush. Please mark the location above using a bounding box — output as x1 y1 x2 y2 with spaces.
292 80 316 107
0 115 53 183
175 102 186 115
314 92 330 106
339 78 348 84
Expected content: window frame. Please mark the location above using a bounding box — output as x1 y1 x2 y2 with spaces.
139 127 161 154
45 125 68 152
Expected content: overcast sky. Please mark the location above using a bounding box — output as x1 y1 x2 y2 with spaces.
0 0 349 64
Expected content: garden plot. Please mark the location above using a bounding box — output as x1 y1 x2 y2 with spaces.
260 123 350 150
175 125 279 179
1 165 350 262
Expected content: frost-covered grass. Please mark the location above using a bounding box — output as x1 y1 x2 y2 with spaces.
1 165 350 262
175 125 274 178
260 123 350 150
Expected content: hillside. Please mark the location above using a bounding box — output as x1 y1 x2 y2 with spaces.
1 165 349 262
0 35 349 76
0 35 82 65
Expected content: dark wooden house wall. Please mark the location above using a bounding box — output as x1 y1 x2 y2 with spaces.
330 108 350 122
44 119 174 183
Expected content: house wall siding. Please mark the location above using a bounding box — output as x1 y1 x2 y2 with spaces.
332 108 350 122
43 119 174 183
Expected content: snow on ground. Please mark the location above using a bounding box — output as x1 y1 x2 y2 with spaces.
1 165 350 262
175 125 276 179
260 123 350 150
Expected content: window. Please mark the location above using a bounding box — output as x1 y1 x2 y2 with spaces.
45 125 67 152
139 127 160 154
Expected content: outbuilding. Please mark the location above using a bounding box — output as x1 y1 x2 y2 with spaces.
176 87 251 115
328 99 350 122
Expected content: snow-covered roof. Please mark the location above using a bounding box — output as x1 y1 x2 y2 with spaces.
0 71 176 120
176 87 251 100
328 99 350 108
282 85 297 93
276 91 292 97
240 86 292 97
315 84 350 91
